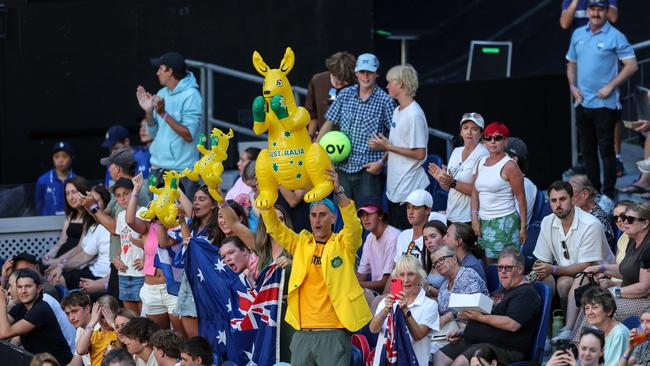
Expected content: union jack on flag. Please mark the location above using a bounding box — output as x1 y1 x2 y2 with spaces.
230 263 282 331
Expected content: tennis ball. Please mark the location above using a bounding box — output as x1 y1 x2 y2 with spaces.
319 131 352 163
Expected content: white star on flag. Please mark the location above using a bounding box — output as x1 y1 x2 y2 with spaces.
244 344 258 366
214 259 227 272
226 299 232 313
197 268 205 282
217 330 227 345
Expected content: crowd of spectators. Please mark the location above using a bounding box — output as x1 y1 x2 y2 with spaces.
4 1 650 365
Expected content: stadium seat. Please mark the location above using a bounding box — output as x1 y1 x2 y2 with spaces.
622 316 641 330
521 222 541 273
352 333 370 365
351 344 364 366
508 281 552 366
486 264 501 294
424 154 444 194
55 284 69 299
431 189 448 212
530 190 550 225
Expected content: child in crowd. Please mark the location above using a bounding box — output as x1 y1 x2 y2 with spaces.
620 306 650 366
76 295 119 366
225 147 260 201
61 291 93 366
110 178 145 313
35 141 76 216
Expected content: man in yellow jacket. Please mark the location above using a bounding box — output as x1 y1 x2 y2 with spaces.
260 169 372 365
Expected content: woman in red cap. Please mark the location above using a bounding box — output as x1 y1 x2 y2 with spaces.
470 122 527 264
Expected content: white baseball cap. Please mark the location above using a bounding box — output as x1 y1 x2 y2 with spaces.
402 189 433 208
428 212 448 226
459 112 485 129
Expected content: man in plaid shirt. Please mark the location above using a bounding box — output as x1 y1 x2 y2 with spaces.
318 53 396 203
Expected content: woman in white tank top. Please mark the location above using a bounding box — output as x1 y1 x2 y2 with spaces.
470 122 528 263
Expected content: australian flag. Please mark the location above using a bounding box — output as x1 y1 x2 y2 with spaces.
186 236 283 366
377 308 419 366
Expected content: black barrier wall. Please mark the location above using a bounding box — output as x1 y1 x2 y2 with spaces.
0 0 373 184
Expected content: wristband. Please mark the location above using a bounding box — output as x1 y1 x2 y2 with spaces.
104 280 109 291
219 201 229 209
130 193 139 199
86 325 94 332
552 265 557 275
471 210 479 215
599 264 605 273
89 203 99 215
378 160 385 167
622 354 630 360
162 112 169 121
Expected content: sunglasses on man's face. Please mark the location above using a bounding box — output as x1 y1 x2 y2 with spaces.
618 214 648 225
497 265 521 272
483 134 505 142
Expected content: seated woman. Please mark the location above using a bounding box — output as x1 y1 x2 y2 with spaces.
443 222 486 282
619 305 650 366
431 246 488 353
423 220 448 298
573 287 630 366
547 326 606 366
562 202 650 342
369 255 439 366
44 176 93 262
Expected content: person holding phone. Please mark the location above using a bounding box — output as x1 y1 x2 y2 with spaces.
369 255 439 366
547 327 606 366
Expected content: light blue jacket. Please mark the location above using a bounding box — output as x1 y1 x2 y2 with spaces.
148 72 203 171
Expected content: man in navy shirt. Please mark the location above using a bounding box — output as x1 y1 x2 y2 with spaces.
35 141 76 216
0 269 72 365
566 0 637 200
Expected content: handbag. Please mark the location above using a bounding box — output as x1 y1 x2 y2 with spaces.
574 272 599 307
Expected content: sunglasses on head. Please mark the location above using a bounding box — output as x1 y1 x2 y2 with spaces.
618 214 647 224
483 134 505 142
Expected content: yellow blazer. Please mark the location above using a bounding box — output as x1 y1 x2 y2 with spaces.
260 201 372 331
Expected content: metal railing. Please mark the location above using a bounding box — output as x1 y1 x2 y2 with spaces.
570 39 650 166
185 59 456 159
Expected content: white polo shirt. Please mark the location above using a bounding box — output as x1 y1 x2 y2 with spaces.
533 207 614 267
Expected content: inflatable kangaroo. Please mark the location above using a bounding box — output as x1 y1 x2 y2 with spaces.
139 170 182 228
251 47 333 209
182 127 233 202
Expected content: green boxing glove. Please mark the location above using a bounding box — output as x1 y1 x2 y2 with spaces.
252 96 266 123
270 95 289 120
211 135 218 147
148 175 157 187
198 133 207 146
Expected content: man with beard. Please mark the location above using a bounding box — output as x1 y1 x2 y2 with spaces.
565 0 637 200
532 181 614 319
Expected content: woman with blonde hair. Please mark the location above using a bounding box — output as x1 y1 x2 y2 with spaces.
30 353 61 366
369 255 439 366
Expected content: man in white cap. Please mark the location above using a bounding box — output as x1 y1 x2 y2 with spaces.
394 189 433 264
317 53 395 203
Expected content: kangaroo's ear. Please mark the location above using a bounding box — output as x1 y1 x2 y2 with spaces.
252 51 270 76
226 129 234 138
279 47 295 75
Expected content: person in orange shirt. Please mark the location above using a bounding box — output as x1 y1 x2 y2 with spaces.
75 295 119 366
259 169 371 365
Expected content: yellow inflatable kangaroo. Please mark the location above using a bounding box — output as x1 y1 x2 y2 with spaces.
139 170 182 228
182 127 233 202
251 47 333 209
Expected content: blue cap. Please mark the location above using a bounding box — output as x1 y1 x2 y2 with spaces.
309 198 336 214
52 141 74 156
101 125 130 149
587 0 609 8
355 53 379 73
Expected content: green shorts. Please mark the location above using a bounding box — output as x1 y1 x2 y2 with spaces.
477 211 521 259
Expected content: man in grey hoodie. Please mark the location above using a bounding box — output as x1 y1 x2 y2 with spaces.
136 51 203 197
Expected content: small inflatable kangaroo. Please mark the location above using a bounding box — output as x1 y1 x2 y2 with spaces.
139 171 182 228
182 127 233 202
251 47 333 209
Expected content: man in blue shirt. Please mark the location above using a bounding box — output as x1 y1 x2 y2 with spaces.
560 0 618 30
566 0 637 200
317 53 395 203
35 141 76 216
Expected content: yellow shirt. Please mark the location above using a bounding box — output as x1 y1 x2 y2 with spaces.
90 329 117 366
299 243 343 328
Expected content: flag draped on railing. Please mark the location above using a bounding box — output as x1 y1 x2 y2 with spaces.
185 237 283 366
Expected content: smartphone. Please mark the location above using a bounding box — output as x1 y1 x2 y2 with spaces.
390 278 403 296
623 120 641 129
